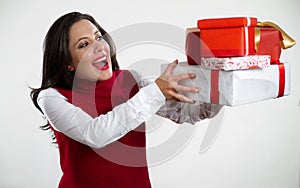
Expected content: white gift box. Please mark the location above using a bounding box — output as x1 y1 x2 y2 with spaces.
161 62 290 106
200 55 270 71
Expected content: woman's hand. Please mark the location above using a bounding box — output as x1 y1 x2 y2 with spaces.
155 59 199 104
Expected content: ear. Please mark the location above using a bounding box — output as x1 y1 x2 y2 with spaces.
67 65 74 71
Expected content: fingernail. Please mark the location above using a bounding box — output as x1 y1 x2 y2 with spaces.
190 73 196 78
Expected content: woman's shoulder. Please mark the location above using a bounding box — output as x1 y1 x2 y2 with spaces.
38 87 67 100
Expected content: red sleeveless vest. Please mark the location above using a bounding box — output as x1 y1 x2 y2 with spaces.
53 70 151 188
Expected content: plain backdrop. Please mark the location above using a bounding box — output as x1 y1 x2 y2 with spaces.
0 0 299 187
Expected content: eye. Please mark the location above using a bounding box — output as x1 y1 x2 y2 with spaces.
79 41 89 48
96 35 103 41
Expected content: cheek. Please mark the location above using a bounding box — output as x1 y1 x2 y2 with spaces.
72 50 92 69
103 41 111 55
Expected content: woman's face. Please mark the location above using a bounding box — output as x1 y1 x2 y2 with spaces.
68 19 113 81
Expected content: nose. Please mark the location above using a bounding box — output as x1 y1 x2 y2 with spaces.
92 39 105 53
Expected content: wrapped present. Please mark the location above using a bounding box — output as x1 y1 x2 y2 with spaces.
197 17 257 57
255 27 282 64
255 21 296 64
197 17 258 29
185 27 201 65
186 17 296 64
161 62 290 106
200 55 270 71
186 28 201 65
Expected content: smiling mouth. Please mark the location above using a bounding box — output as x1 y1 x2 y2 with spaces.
92 56 109 70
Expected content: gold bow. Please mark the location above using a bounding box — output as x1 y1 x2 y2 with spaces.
256 21 296 49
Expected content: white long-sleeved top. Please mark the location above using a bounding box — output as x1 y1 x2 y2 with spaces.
37 76 222 149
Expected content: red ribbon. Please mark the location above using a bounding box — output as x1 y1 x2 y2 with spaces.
277 63 285 98
210 70 219 104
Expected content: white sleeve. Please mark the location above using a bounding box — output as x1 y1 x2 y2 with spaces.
37 83 165 149
128 70 155 89
156 100 223 124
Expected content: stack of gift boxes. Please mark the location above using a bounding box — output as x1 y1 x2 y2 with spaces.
163 17 296 106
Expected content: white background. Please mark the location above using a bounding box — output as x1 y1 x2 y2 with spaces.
1 0 299 187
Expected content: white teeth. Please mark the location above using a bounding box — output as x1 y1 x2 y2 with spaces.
94 56 106 64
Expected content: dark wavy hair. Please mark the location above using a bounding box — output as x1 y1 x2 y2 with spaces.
30 12 120 133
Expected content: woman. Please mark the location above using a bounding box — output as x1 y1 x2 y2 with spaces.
31 12 221 187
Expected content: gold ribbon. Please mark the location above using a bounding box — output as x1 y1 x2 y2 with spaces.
254 27 261 51
256 21 296 50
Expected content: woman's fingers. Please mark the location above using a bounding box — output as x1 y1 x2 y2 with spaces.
168 89 195 104
172 73 196 82
170 72 199 93
156 60 199 103
163 59 178 75
179 95 195 104
175 84 199 93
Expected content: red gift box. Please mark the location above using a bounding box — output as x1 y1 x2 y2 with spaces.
197 17 258 29
186 18 296 65
186 27 282 64
255 27 282 64
186 28 200 65
197 17 257 57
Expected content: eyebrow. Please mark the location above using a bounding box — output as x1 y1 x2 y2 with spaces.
75 31 101 45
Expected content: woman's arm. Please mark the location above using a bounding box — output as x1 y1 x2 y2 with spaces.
37 82 165 149
134 60 222 124
134 60 223 124
38 60 200 148
156 100 223 124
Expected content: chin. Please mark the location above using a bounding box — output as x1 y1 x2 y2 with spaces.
98 71 113 81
